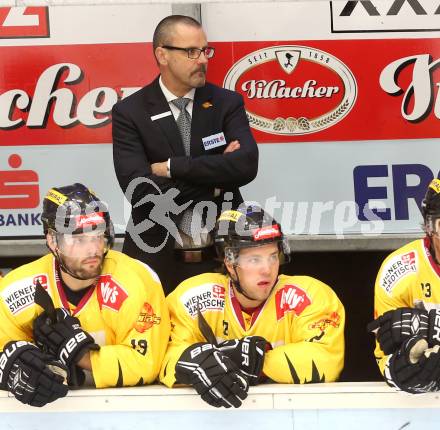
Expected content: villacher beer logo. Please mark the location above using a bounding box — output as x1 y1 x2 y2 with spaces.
223 45 357 136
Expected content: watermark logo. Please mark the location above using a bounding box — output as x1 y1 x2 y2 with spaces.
118 178 386 254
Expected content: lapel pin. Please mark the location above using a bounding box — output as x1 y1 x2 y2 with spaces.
202 101 213 109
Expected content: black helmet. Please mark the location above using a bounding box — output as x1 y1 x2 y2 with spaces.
214 205 290 265
422 178 440 236
42 183 114 248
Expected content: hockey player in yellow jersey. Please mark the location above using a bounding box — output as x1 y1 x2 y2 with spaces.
369 178 440 394
160 206 345 408
0 183 170 407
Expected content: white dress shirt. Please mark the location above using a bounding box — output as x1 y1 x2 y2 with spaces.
158 77 213 249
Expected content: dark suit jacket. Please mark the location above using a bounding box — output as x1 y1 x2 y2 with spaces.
112 76 258 281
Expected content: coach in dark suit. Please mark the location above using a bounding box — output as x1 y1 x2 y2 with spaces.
112 15 258 294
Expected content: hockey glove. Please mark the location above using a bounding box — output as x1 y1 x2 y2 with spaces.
384 334 440 394
175 342 249 408
368 308 440 354
0 341 68 407
217 336 268 385
33 308 99 385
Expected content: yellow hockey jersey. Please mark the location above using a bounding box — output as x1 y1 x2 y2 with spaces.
160 273 345 386
0 250 170 388
373 237 440 374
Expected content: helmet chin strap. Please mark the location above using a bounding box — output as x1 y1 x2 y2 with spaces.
230 265 257 302
55 249 97 281
229 265 278 303
428 234 440 265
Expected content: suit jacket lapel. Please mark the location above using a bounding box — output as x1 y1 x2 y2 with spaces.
142 77 185 156
191 85 215 156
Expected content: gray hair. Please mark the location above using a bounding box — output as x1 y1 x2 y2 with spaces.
153 15 202 52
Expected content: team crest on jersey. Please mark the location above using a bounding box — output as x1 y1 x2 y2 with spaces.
134 302 161 333
0 275 43 315
379 251 417 295
309 312 341 332
181 283 226 318
275 284 311 321
97 275 128 312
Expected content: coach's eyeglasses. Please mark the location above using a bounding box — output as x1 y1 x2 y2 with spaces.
162 45 215 59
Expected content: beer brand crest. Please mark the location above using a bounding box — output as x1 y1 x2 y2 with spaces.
224 45 357 136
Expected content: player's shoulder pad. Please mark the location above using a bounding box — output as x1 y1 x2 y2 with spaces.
170 273 228 319
376 240 420 296
277 274 334 295
275 274 341 313
271 275 313 318
0 255 52 316
104 250 161 284
98 252 164 312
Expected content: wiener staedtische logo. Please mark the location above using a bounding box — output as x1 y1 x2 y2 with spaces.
223 45 357 136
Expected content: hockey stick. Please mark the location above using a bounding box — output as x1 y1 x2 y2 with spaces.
34 280 56 322
197 304 218 346
33 280 83 387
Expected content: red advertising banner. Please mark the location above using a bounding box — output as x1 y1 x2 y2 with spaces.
210 39 440 143
0 38 439 145
0 7 49 38
0 43 154 146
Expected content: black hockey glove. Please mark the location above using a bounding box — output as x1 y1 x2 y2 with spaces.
217 336 268 385
368 308 440 354
175 343 249 408
0 341 68 407
33 308 99 385
384 335 440 394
